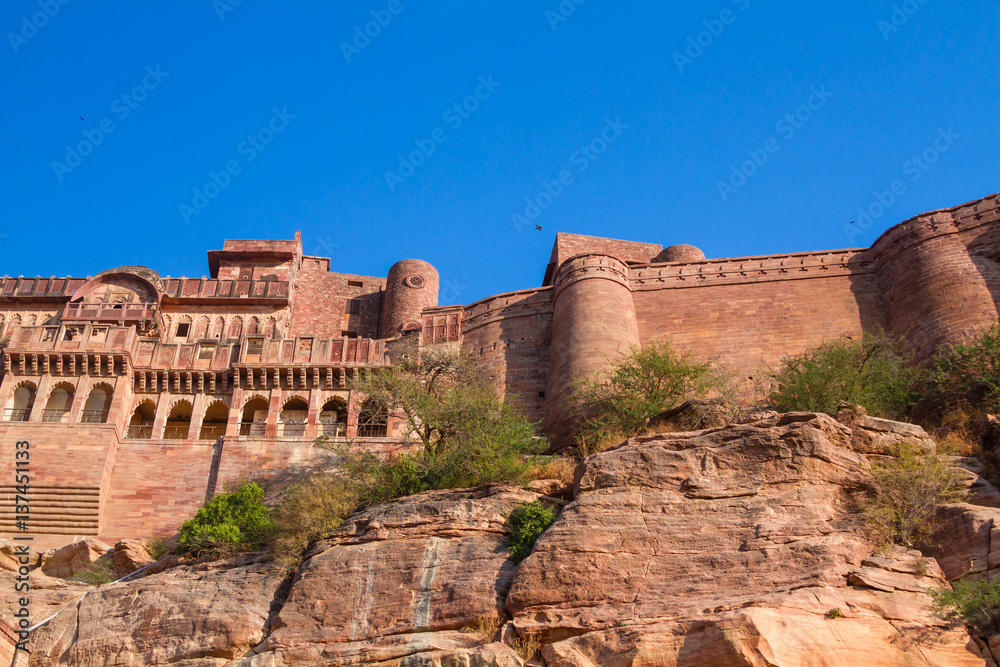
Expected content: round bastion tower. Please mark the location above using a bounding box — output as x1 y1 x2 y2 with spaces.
545 254 640 447
380 259 440 339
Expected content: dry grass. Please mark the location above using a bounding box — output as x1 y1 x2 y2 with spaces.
575 429 629 458
525 456 576 485
509 632 541 661
461 614 503 644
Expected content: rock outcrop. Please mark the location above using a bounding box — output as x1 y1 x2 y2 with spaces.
18 412 994 666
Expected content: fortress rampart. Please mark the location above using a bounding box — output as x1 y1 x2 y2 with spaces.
0 194 997 545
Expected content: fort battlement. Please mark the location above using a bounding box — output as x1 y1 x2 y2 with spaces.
1 194 998 546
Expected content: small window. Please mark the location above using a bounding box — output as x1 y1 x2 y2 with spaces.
538 391 546 399
341 331 358 338
63 327 82 341
347 280 363 288
246 338 263 355
176 323 190 337
198 344 215 360
90 326 108 343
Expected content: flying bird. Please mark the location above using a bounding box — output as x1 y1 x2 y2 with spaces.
535 225 542 231
849 220 855 224
80 117 84 121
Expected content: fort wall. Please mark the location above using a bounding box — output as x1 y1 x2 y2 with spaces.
1 194 999 544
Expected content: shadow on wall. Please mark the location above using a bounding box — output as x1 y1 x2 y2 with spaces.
968 227 1000 324
848 254 890 337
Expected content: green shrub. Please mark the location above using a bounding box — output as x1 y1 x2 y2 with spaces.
506 501 555 564
932 576 1000 633
71 558 118 586
826 607 842 619
179 481 275 556
932 323 1000 412
574 342 712 448
768 334 924 420
865 446 966 549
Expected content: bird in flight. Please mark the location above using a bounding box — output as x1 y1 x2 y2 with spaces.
80 117 84 121
535 225 542 231
849 220 855 224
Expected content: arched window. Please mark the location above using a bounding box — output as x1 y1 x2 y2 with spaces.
81 384 113 423
228 316 243 339
127 400 156 439
279 397 308 436
357 398 388 437
240 396 269 436
263 317 276 338
246 317 259 335
319 398 347 437
164 400 193 440
42 383 75 422
212 316 226 339
194 316 210 339
199 400 229 440
6 383 36 422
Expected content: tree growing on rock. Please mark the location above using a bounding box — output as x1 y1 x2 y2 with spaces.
573 341 712 454
347 348 546 491
768 333 924 420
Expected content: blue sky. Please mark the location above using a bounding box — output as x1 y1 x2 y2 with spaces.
2 1 997 305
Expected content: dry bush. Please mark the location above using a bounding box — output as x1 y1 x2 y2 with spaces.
865 446 967 549
525 456 576 485
509 632 541 661
461 614 503 644
270 473 362 567
575 428 628 458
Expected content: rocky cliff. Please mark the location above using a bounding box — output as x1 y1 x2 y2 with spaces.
10 412 1000 666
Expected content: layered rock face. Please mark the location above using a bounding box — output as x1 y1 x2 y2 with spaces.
510 412 984 666
18 413 996 666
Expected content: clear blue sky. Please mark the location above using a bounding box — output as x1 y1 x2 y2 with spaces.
2 1 997 305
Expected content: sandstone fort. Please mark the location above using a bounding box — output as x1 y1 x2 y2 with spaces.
1 193 998 548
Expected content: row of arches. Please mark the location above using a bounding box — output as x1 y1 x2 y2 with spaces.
125 396 386 440
4 382 112 424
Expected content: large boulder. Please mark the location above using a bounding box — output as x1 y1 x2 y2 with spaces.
836 403 937 455
29 555 286 666
509 412 986 666
245 485 543 666
39 539 112 579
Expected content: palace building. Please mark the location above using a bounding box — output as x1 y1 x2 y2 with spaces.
1 193 999 547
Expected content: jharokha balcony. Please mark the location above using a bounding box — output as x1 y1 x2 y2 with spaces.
61 301 158 324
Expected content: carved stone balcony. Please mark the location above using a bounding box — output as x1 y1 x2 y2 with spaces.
62 301 158 324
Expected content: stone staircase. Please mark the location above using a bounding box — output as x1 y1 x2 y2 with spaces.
0 485 100 537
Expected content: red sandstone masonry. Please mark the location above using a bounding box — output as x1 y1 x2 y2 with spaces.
0 196 998 542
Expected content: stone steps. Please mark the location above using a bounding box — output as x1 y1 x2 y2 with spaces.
0 485 100 536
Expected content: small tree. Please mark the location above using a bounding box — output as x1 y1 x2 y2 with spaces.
349 348 546 490
932 323 1000 412
769 333 924 420
865 446 966 549
932 577 1000 633
179 481 275 556
574 341 711 447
